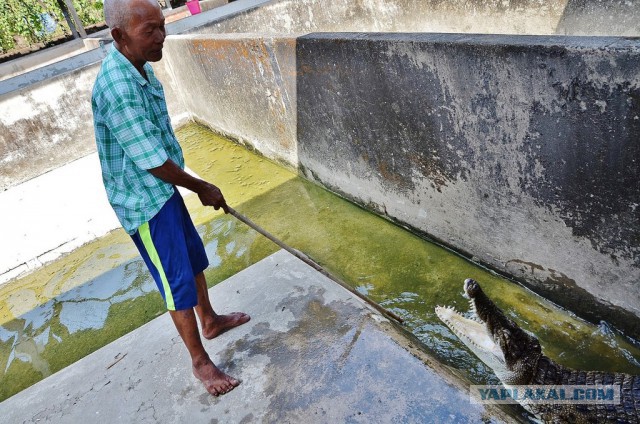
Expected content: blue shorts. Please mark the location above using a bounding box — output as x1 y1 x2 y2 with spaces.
131 190 209 311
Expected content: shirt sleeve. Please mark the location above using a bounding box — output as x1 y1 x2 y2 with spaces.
100 83 168 171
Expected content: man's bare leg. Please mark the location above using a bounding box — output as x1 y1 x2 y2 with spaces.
193 272 251 340
169 308 240 396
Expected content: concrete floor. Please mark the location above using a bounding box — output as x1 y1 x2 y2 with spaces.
0 250 520 423
0 154 118 283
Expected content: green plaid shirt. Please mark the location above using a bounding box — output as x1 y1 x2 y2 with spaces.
92 46 184 234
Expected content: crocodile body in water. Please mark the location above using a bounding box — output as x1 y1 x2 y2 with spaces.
435 279 639 423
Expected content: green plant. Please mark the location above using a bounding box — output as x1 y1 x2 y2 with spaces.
73 0 104 26
0 0 104 55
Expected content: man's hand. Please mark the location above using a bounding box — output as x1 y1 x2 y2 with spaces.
148 159 229 213
196 181 229 213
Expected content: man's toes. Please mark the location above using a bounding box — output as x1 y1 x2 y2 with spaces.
231 312 250 322
226 377 239 388
223 377 240 392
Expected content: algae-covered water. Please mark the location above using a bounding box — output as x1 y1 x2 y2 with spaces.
1 123 639 402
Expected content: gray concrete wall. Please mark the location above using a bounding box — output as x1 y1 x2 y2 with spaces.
294 33 640 338
0 48 186 190
163 32 640 339
195 0 640 36
557 0 640 36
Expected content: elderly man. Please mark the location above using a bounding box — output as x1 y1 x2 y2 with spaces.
91 0 249 397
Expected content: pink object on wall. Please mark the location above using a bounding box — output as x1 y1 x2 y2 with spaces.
186 0 201 15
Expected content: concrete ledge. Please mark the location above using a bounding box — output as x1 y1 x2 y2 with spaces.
0 44 110 97
0 154 119 283
193 0 640 37
0 39 88 82
168 0 273 35
0 250 520 422
0 152 198 284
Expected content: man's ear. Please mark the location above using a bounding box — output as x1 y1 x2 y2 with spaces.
111 27 125 45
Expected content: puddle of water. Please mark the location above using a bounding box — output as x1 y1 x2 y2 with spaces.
1 123 638 402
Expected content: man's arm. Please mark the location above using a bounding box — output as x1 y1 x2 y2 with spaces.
148 159 229 213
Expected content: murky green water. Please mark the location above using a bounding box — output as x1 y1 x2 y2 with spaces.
1 123 639 402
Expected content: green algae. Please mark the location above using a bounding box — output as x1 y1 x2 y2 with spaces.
1 122 639 402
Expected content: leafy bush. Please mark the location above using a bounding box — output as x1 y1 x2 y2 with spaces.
0 0 104 54
73 0 104 28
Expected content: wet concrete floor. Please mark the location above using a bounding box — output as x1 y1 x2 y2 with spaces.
0 250 519 423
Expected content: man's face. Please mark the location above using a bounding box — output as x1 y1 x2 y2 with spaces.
117 0 166 66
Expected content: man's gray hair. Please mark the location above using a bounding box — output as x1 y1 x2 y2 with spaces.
103 0 131 29
104 0 159 29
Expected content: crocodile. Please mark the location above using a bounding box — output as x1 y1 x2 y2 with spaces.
435 278 639 423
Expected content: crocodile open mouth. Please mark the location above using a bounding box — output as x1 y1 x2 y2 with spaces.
436 278 546 387
435 279 505 366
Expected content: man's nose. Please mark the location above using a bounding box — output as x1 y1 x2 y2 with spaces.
155 29 166 44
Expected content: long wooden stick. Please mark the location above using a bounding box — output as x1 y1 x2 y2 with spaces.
227 207 404 324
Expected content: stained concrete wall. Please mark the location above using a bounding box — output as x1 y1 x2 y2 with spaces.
3 0 639 190
162 35 298 164
0 50 187 191
163 32 640 339
294 33 640 339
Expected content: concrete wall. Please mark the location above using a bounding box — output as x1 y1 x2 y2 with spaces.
0 39 88 82
3 0 639 190
0 63 101 190
294 33 640 338
0 49 187 190
0 0 238 190
557 0 640 36
194 0 640 36
162 34 298 164
163 32 640 339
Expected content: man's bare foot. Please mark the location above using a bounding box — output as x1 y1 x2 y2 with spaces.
192 358 240 397
202 312 251 340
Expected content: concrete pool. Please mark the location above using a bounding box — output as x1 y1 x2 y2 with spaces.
6 0 637 338
1 0 639 417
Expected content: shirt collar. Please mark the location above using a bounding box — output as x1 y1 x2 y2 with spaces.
109 44 155 88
